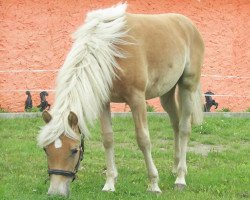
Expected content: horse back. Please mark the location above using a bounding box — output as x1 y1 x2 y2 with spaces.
111 13 204 102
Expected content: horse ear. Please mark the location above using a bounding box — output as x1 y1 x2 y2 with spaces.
68 111 78 127
42 111 52 123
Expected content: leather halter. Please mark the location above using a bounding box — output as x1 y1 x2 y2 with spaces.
46 136 84 181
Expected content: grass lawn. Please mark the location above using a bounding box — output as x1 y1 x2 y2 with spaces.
0 116 249 200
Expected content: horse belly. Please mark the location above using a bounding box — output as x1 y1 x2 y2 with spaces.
145 66 183 99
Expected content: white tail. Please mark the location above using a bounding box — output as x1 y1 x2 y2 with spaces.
191 83 204 125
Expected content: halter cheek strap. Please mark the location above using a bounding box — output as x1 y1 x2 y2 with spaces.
47 136 84 182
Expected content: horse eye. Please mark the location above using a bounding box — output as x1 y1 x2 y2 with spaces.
71 148 78 155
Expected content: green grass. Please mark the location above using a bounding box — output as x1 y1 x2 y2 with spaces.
0 116 249 200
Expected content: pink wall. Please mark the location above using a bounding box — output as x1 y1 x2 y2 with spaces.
0 0 249 112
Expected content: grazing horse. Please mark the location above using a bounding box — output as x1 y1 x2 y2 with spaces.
38 4 204 197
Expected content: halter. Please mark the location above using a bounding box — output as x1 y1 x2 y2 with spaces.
46 136 84 181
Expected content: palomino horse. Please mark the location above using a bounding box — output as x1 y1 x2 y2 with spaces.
38 4 204 196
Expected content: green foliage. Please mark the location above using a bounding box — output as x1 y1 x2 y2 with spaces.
0 107 7 113
245 108 250 112
217 107 231 112
0 116 249 200
25 107 41 112
146 103 155 112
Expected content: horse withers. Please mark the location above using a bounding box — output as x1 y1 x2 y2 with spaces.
38 4 204 196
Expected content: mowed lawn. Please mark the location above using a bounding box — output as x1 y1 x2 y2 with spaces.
0 115 249 200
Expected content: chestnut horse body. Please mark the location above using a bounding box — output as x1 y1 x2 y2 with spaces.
38 4 204 196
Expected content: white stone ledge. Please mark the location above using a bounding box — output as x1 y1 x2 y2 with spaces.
0 112 249 119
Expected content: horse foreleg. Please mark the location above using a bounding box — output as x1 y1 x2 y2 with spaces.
129 94 161 193
100 103 117 192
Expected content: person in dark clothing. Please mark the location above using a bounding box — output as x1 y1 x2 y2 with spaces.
204 91 219 112
38 91 51 111
25 91 33 111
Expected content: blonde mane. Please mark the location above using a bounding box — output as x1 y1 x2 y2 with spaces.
38 3 128 147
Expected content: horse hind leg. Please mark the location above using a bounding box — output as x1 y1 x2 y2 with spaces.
160 86 180 174
174 64 203 189
128 92 161 193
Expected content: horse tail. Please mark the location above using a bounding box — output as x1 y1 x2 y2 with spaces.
191 83 204 125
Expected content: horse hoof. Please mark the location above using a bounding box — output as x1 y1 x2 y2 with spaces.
174 184 186 191
147 185 162 193
102 184 115 192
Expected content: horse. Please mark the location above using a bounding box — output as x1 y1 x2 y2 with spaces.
38 3 204 197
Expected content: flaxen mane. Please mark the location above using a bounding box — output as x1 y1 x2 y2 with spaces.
38 4 129 147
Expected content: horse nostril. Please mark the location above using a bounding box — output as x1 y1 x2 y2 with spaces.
47 178 70 197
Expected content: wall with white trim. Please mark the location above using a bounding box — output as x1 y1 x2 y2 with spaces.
0 0 249 112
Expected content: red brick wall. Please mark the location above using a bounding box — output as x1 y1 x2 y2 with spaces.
0 0 249 112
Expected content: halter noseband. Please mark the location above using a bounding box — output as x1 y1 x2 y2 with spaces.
47 136 84 181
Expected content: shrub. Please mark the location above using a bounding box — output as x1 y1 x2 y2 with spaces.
25 107 41 112
245 108 250 112
0 107 7 113
217 107 231 112
146 103 155 112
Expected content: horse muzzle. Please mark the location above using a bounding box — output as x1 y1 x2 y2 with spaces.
47 175 71 197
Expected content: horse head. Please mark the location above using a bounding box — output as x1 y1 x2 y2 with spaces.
41 111 84 197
